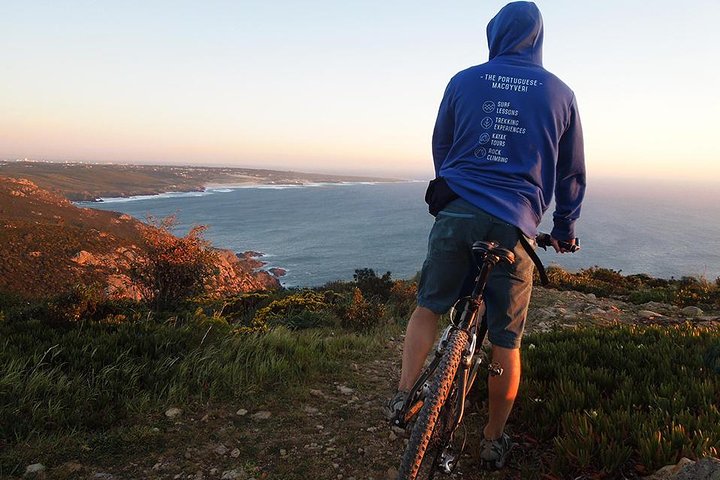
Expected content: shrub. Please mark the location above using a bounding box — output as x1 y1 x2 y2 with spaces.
353 268 394 302
340 288 387 332
544 266 720 309
128 216 219 311
248 290 340 332
388 280 417 319
46 283 111 324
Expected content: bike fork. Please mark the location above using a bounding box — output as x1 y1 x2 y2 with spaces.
393 326 453 428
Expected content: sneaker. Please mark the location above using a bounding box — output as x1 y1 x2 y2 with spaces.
479 432 514 470
383 390 408 422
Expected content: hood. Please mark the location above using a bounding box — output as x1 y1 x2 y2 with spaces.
487 1 543 65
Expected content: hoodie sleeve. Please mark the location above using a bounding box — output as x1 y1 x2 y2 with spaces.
431 81 456 176
551 95 586 241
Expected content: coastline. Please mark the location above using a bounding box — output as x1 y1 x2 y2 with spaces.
0 160 406 202
87 179 413 203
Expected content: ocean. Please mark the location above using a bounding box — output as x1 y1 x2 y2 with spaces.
79 179 720 287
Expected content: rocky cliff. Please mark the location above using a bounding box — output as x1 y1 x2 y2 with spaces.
0 176 279 299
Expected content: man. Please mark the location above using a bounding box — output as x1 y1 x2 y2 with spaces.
386 1 586 470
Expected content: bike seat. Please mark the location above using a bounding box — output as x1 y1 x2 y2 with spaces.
472 241 515 265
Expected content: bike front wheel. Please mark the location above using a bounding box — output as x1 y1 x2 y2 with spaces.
397 328 469 480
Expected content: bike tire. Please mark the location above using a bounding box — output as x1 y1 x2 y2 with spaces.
397 328 469 480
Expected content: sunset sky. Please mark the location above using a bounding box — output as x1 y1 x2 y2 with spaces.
2 0 718 181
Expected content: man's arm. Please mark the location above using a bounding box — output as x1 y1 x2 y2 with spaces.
551 95 586 244
431 81 455 176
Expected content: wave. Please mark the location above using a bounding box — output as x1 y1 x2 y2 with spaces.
95 190 212 204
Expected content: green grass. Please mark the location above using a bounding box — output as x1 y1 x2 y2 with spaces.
0 306 383 475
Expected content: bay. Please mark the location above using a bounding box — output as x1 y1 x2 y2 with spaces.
81 179 720 286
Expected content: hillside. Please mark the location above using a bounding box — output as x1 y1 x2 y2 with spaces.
0 176 278 299
0 161 398 201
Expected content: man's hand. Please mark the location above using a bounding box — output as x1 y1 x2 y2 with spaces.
550 237 578 253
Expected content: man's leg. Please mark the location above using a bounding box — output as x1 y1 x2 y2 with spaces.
398 306 441 392
483 345 521 440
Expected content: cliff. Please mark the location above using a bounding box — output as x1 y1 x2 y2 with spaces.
0 176 278 299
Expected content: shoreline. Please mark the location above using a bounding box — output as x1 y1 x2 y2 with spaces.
83 179 413 203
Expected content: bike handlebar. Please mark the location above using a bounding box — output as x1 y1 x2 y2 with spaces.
536 232 580 253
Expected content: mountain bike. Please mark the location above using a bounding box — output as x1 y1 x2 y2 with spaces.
392 233 577 479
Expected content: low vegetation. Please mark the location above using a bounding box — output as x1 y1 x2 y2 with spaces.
516 323 720 477
1 265 719 477
545 265 720 309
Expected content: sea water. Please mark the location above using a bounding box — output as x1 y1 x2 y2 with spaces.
80 179 720 287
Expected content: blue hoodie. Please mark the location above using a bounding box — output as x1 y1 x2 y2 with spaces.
433 1 586 240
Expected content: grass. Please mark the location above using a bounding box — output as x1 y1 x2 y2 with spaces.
0 305 384 475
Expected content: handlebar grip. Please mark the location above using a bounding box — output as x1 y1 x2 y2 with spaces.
536 233 580 252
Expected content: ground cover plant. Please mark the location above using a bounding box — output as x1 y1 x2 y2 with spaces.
514 323 720 477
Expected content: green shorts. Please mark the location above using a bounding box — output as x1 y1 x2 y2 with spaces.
416 198 534 349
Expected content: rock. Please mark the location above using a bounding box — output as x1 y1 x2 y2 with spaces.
389 431 398 441
386 467 399 479
215 444 229 455
337 385 354 395
72 250 100 266
24 464 46 476
586 293 597 300
303 406 319 415
236 408 248 416
391 425 406 436
230 448 241 458
268 267 287 277
638 310 663 319
647 458 695 478
279 449 287 456
165 407 182 419
675 457 720 479
59 462 83 474
250 410 272 420
93 474 115 479
209 469 218 476
681 306 704 318
221 469 247 480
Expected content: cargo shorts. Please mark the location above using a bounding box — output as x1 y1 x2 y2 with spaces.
416 198 534 349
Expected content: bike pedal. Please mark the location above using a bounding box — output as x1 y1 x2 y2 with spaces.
488 361 504 376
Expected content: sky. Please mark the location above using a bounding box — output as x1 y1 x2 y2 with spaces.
1 0 719 181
